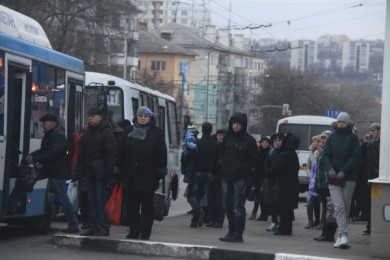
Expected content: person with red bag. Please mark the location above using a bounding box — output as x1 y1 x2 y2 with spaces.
117 106 167 240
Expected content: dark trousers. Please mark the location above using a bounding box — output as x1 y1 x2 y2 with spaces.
126 189 154 239
207 179 225 225
278 208 293 234
187 172 211 225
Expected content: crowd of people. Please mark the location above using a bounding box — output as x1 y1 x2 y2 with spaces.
7 108 380 250
182 111 380 250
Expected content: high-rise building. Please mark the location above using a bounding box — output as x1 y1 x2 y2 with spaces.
136 0 210 29
290 40 317 72
341 41 370 73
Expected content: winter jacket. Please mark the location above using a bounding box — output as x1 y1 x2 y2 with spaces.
77 121 117 181
31 126 68 179
366 138 380 180
119 116 167 191
322 126 361 181
189 135 220 174
315 150 329 190
219 112 258 181
269 133 300 210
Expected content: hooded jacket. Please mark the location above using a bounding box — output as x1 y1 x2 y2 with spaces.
219 112 258 181
269 133 300 210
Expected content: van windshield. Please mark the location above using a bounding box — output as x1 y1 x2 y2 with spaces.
278 124 332 150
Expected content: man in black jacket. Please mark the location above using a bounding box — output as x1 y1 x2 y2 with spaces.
186 122 220 228
9 114 79 233
76 108 117 236
219 112 258 242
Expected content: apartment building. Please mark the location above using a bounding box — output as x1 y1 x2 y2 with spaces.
341 41 370 73
290 40 317 72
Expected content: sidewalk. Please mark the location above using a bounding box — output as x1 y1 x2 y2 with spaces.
52 201 375 260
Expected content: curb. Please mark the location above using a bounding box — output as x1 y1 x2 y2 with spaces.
52 234 346 260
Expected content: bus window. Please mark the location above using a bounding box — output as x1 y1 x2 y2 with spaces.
159 106 166 133
131 97 138 120
167 100 179 147
84 87 124 128
140 92 147 106
0 51 4 136
30 62 65 138
149 96 159 127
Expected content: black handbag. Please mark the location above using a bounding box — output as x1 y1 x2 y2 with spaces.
247 187 256 201
260 180 280 207
17 161 38 193
153 192 166 221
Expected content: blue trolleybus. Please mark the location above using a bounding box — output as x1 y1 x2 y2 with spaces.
0 5 84 232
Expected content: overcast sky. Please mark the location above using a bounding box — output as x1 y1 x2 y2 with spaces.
201 0 386 41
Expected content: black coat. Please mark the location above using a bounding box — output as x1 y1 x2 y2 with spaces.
220 112 258 181
31 126 68 179
191 135 220 174
77 121 117 180
269 133 300 210
119 117 167 191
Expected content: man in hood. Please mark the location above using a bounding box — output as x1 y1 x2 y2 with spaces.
219 112 258 242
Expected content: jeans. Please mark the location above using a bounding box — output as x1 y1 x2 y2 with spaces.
85 179 110 230
50 178 79 228
187 172 211 224
329 181 356 237
221 179 246 236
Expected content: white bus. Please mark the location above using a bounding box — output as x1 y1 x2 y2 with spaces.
0 5 84 232
84 72 180 215
276 115 335 193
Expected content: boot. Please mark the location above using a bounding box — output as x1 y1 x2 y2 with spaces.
316 206 326 230
249 211 256 220
305 206 314 229
313 200 321 227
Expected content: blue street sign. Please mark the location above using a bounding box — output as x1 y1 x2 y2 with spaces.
324 109 340 118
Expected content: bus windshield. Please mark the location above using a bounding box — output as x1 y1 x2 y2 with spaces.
84 86 124 128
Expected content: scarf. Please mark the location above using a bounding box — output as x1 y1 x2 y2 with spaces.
128 122 151 140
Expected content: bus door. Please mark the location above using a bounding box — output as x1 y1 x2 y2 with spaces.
1 62 31 217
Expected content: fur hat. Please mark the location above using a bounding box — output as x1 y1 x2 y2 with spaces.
136 106 153 117
336 112 350 123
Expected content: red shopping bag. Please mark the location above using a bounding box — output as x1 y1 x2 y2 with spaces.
105 182 123 225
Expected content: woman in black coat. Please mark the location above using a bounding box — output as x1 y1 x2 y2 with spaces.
118 106 167 240
269 133 300 235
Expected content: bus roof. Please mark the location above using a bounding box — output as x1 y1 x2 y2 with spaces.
0 5 51 48
0 33 84 73
277 115 336 125
85 71 176 102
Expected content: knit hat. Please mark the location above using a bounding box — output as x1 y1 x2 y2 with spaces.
270 133 284 142
39 114 58 122
136 106 153 117
336 112 350 123
202 122 212 135
187 124 197 132
321 130 333 138
260 136 271 144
